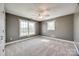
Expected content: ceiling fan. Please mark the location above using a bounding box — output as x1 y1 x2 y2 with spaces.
35 6 51 19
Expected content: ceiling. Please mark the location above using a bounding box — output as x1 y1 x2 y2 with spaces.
5 3 77 21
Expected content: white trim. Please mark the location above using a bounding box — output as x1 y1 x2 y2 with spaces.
6 36 40 45
73 42 79 55
41 36 74 43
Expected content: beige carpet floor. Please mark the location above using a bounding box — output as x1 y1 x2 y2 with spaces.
5 36 78 56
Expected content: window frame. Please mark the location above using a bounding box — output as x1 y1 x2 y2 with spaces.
19 19 29 37
19 19 36 38
28 21 36 36
47 20 56 31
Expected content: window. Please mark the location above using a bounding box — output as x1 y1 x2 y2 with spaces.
19 19 28 37
29 22 36 35
47 20 56 31
19 19 36 37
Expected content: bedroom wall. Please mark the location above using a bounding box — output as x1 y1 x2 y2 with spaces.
41 14 74 41
6 13 39 42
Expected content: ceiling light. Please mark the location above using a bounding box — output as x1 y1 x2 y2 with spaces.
38 16 43 19
36 5 51 19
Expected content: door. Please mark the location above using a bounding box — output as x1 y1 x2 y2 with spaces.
0 3 5 56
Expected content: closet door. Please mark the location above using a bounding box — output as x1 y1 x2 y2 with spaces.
0 3 5 56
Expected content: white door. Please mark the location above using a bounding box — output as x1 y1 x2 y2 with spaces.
0 3 5 56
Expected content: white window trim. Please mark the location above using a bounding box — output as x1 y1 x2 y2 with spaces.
47 20 56 31
19 19 36 37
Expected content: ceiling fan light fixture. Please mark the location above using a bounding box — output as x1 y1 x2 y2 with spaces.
38 16 43 19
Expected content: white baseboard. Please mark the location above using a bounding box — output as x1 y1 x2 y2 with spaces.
6 36 40 45
73 42 79 55
41 35 74 43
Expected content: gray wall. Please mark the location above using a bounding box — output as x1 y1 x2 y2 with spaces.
6 13 19 42
6 13 74 42
6 13 39 42
74 4 79 53
41 14 73 41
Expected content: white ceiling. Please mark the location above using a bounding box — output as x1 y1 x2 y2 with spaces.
5 3 77 21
